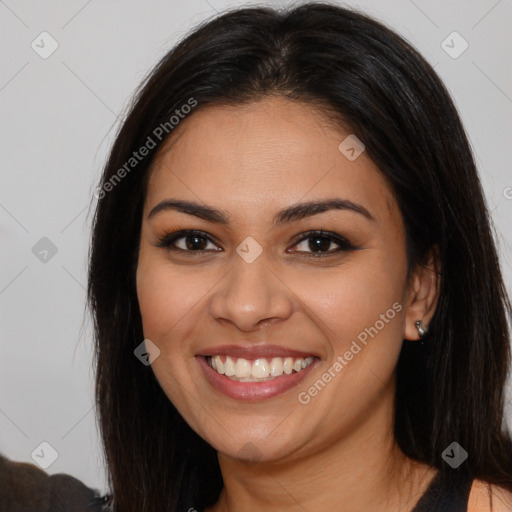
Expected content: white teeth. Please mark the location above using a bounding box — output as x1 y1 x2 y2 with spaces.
212 355 225 374
269 357 283 377
224 356 236 376
252 359 270 378
235 358 252 378
208 355 314 380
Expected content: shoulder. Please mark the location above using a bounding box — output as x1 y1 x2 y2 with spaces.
468 479 512 512
0 452 102 511
46 472 102 507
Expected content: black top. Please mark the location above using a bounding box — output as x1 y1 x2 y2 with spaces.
92 469 473 512
410 470 473 512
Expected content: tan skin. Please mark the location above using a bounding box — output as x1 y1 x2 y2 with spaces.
136 97 512 512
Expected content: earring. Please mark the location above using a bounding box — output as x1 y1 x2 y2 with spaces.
415 320 428 339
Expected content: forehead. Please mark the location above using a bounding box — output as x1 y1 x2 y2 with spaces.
144 97 399 226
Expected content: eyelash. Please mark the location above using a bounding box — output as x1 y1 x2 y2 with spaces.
153 229 357 258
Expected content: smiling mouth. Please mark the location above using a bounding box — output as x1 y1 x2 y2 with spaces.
205 355 316 382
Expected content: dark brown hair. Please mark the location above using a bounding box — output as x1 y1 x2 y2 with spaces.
87 2 512 510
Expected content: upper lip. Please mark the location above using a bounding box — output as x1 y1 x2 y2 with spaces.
196 344 319 360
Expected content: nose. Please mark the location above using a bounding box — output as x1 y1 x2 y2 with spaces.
208 252 294 332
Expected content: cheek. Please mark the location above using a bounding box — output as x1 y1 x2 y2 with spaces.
286 259 407 397
296 256 404 338
136 254 195 346
136 252 224 359
290 259 405 423
136 257 202 415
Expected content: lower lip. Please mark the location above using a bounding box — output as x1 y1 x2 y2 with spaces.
196 356 319 401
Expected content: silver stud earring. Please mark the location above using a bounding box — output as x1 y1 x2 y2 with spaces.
415 320 428 339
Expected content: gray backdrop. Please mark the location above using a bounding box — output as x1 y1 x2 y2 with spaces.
1 0 511 496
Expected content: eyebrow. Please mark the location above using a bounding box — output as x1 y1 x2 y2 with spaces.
147 197 376 225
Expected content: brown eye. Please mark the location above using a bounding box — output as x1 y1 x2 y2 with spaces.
288 230 356 257
154 230 220 252
153 229 356 258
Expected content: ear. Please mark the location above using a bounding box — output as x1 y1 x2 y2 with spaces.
403 245 441 341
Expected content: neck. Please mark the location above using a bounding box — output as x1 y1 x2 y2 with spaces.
206 384 436 512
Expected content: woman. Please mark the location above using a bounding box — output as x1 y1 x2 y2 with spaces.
87 2 512 511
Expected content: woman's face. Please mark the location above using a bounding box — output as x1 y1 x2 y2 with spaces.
136 97 424 463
